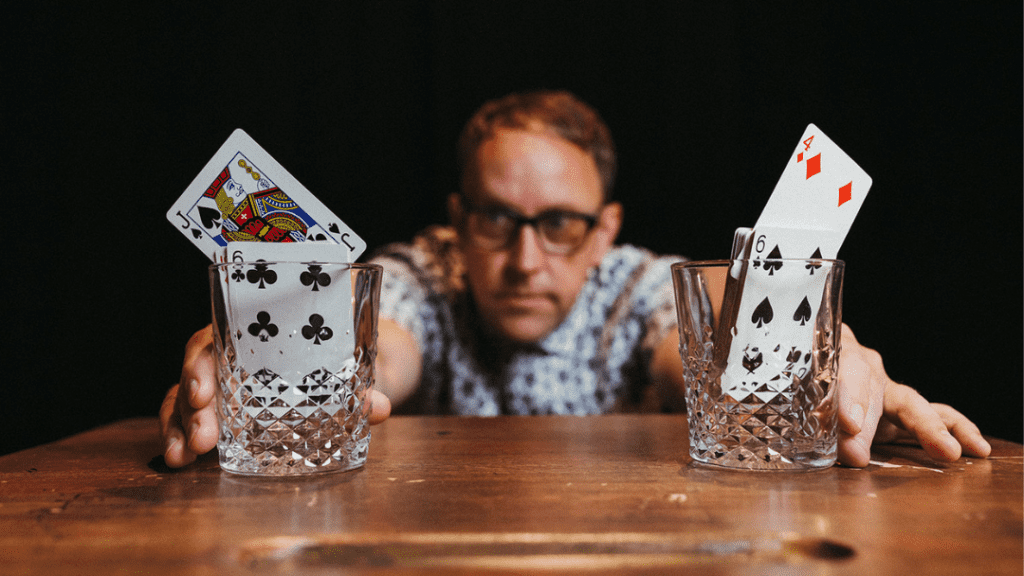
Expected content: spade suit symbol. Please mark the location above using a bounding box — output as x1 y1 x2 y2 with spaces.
806 247 823 274
742 348 764 374
198 206 222 230
786 347 802 363
751 297 774 328
793 297 812 326
763 245 783 275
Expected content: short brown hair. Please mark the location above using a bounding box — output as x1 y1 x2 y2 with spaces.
457 90 617 202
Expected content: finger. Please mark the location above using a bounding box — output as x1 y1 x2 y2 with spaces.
837 430 872 468
159 383 181 440
835 324 883 467
182 326 216 410
160 384 198 468
368 389 391 425
933 403 991 458
883 383 962 462
869 416 907 445
185 402 219 456
836 348 872 435
188 353 216 410
837 374 884 467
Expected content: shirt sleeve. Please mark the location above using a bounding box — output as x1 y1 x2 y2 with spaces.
635 254 685 356
371 254 429 352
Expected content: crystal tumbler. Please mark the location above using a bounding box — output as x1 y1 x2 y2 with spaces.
671 259 844 470
209 260 381 476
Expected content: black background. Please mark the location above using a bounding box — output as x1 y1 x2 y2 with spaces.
5 3 1021 454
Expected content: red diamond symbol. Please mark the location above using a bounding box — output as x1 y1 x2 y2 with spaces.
805 153 821 179
797 152 804 162
838 182 852 207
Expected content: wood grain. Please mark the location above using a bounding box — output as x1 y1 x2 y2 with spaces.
1 416 1020 575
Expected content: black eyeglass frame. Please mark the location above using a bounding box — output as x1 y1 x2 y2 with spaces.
457 197 601 255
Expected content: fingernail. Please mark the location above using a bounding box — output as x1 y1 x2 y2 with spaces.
165 432 182 455
188 422 200 443
849 404 865 427
940 429 961 451
188 378 200 403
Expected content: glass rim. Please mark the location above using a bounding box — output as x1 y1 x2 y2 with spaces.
209 261 383 271
671 258 844 270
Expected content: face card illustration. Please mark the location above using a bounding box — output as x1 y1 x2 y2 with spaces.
168 129 366 261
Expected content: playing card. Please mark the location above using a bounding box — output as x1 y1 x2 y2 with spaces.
720 251 830 398
214 242 357 388
712 227 755 367
718 124 869 398
754 123 872 258
746 225 841 267
214 242 351 265
168 129 366 261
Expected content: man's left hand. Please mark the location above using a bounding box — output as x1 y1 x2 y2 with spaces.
837 324 991 467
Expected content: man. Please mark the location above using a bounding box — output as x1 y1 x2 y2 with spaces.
161 91 990 469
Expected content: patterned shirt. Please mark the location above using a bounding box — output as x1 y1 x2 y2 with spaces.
370 226 683 415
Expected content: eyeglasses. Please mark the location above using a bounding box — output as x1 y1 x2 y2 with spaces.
459 198 600 255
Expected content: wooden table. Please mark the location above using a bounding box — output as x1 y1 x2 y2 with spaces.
2 416 1021 575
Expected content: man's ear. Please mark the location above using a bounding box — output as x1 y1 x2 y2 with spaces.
447 193 463 228
588 201 623 266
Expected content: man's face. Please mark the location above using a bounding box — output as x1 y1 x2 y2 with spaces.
451 128 622 344
223 178 247 201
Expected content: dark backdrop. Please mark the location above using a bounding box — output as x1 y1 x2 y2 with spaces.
5 3 1021 454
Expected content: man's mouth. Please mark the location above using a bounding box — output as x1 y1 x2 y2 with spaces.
499 293 552 308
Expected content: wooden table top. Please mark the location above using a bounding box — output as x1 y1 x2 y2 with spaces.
2 415 1021 575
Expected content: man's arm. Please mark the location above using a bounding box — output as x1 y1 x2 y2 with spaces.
374 318 424 409
159 319 422 468
648 264 726 411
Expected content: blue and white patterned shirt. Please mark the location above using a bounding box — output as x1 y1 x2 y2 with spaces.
370 226 683 415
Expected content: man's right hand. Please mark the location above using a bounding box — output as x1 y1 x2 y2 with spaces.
159 325 394 468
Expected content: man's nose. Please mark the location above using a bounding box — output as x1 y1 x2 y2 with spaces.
509 224 545 273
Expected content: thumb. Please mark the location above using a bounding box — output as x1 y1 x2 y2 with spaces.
368 389 392 425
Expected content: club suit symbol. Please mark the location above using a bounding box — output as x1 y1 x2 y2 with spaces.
248 311 278 342
300 264 331 291
302 314 333 345
247 260 277 289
